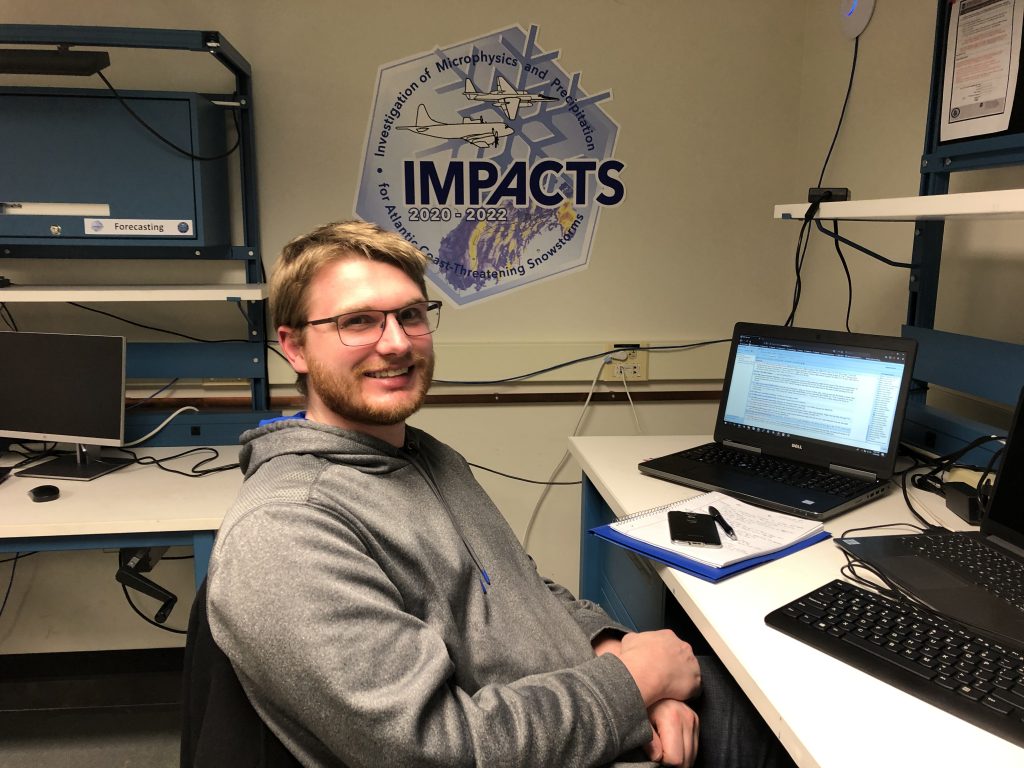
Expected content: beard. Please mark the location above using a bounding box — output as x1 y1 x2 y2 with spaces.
306 351 434 427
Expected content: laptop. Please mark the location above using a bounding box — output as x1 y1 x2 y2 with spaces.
836 385 1024 644
638 322 918 521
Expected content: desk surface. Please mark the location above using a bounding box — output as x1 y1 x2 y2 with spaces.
0 447 242 539
570 435 1024 768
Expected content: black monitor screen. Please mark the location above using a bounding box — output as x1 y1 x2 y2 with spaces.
982 386 1024 546
0 331 126 446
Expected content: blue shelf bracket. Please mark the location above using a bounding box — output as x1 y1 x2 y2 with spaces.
901 3 1024 450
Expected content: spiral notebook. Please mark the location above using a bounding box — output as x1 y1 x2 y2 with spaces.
588 491 830 583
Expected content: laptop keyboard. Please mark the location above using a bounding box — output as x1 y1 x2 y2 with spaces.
681 443 876 498
904 534 1024 612
766 579 1024 748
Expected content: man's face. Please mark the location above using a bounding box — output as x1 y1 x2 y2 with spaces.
279 258 435 441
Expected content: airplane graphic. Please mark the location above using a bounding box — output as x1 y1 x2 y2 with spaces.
463 76 556 120
398 104 513 148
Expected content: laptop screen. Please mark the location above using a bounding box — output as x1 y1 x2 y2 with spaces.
715 324 918 478
723 333 910 456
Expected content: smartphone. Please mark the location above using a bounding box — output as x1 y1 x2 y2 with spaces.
668 510 722 548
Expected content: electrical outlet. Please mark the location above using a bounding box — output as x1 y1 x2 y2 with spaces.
601 343 648 381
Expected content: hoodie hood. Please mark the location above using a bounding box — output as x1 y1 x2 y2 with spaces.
238 418 423 480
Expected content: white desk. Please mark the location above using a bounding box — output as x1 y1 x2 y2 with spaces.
0 447 242 586
570 435 1024 768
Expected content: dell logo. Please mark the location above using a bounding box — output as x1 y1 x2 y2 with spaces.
791 443 803 450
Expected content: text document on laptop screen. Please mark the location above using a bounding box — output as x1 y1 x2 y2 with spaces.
723 338 908 456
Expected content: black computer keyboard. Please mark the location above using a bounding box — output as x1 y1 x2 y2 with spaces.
905 534 1024 612
765 579 1024 748
681 443 875 498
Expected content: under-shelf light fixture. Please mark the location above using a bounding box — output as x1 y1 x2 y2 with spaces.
0 45 110 76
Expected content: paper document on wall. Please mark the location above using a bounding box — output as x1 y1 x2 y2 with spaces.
941 0 1024 141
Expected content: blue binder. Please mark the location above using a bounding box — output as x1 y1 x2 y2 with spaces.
588 524 831 584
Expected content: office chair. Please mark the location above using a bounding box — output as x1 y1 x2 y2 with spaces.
180 578 301 768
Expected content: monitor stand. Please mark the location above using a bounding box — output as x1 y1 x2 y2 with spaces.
16 443 133 482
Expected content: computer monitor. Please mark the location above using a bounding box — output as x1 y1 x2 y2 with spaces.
0 331 133 481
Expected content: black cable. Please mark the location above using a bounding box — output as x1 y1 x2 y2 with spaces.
233 301 250 325
901 470 942 530
899 435 1002 473
841 549 1024 648
113 446 240 477
0 552 21 621
831 221 854 332
69 300 271 390
434 339 729 386
67 302 245 343
813 221 914 268
1 549 184 633
817 37 859 188
0 551 38 565
906 433 1006 490
840 522 927 538
897 435 1004 527
786 37 859 327
120 584 187 635
126 378 180 410
468 462 582 486
96 71 241 162
839 554 931 611
973 444 1005 517
435 348 609 385
784 217 814 327
0 302 17 332
3 442 58 466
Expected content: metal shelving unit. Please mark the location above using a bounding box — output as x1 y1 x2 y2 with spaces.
775 2 1024 461
0 25 277 445
774 188 1024 221
0 285 268 302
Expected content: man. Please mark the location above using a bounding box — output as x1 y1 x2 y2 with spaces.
208 221 792 767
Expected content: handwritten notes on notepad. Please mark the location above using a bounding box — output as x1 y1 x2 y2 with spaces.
607 491 826 568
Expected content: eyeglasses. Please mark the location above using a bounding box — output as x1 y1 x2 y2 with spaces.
302 300 442 347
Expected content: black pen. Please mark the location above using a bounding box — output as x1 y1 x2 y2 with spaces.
708 506 737 540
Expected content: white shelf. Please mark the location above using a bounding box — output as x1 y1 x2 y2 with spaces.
0 284 267 302
774 188 1024 221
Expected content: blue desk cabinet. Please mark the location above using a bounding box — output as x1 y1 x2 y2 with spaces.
580 475 666 632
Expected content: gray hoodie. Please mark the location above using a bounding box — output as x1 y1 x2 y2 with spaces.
207 419 655 767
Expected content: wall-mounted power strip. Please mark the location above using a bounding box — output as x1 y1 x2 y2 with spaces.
601 343 648 381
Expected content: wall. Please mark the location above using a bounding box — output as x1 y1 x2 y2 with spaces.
3 1 1016 652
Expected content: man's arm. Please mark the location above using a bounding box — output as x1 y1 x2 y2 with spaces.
542 574 635 643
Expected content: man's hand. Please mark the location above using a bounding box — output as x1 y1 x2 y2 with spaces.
644 699 699 768
593 631 702 765
618 630 702 705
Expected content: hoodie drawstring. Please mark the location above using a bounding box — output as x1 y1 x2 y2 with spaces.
400 444 492 595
